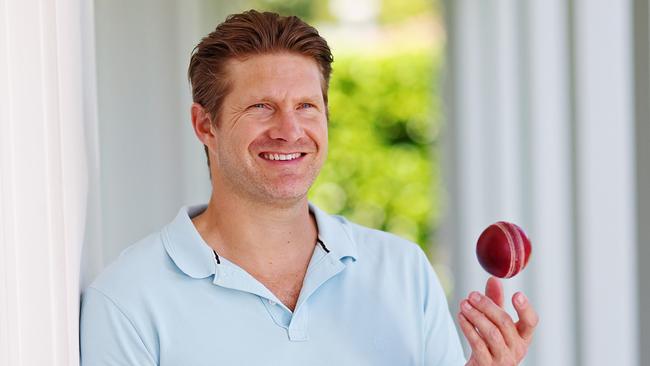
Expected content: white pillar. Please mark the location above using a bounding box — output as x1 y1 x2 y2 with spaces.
573 0 638 364
0 0 94 365
633 1 650 364
527 0 576 364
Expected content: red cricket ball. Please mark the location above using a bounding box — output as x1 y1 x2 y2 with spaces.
476 221 532 278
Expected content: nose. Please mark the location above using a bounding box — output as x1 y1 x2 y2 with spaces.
268 110 305 142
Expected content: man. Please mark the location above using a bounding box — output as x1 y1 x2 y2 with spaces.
80 10 538 365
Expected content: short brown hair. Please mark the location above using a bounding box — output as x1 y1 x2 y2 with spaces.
188 10 334 124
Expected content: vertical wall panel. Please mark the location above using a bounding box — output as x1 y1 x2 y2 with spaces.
0 0 90 365
0 0 21 363
444 0 639 365
527 0 576 364
0 0 16 362
5 1 57 364
56 0 90 361
633 0 650 364
449 0 491 326
573 0 638 365
80 0 104 290
491 0 528 311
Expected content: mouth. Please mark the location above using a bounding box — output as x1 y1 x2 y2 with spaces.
259 152 307 162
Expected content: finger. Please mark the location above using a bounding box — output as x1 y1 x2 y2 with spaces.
485 276 504 307
460 299 508 359
512 292 539 341
468 291 519 347
457 311 492 363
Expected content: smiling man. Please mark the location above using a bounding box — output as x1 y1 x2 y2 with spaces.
80 10 537 366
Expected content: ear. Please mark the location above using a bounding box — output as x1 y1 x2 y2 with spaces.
191 102 216 150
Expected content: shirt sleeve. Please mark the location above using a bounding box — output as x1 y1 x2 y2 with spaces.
80 286 157 366
418 249 467 366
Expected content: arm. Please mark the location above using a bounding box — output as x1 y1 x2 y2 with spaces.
80 287 157 366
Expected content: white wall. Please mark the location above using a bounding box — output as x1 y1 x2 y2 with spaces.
85 0 220 284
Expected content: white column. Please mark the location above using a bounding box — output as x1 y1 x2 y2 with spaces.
573 0 638 364
633 1 650 364
488 0 528 303
445 0 491 322
527 0 576 364
0 0 93 365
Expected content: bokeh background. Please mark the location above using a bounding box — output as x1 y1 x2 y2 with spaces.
87 0 454 289
1 0 648 365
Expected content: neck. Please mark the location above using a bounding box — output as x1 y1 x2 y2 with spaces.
191 189 318 271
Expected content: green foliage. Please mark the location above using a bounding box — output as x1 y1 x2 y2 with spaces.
246 0 438 25
247 0 333 22
378 0 439 24
309 50 442 249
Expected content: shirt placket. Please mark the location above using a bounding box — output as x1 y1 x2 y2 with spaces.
210 239 350 342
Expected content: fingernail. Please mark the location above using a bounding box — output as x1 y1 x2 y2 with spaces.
462 300 472 311
470 292 481 303
516 293 528 307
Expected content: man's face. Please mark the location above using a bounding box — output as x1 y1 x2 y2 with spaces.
209 52 328 206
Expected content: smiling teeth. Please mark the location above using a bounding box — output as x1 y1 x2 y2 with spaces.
263 153 302 161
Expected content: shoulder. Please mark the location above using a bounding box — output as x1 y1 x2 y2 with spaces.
85 231 176 305
336 214 424 253
80 233 167 365
332 215 450 321
332 214 430 269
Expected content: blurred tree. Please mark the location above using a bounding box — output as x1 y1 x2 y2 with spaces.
378 0 439 24
248 0 334 22
247 0 438 24
310 50 441 250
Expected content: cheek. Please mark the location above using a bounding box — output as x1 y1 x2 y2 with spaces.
313 122 328 146
305 114 328 139
231 124 263 147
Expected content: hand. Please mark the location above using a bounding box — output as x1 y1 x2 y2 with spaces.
457 277 538 366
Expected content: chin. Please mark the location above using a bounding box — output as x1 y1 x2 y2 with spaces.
259 184 311 204
268 189 309 202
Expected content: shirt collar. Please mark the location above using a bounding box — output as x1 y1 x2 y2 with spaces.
162 204 214 278
162 203 358 279
308 202 358 262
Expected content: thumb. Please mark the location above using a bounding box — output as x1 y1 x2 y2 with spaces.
485 276 504 307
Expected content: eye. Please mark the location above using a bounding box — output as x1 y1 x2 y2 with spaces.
250 103 268 109
298 103 315 109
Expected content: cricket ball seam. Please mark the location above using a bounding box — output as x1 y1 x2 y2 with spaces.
511 225 525 275
495 222 516 278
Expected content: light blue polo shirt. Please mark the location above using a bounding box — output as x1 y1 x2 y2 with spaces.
80 204 466 365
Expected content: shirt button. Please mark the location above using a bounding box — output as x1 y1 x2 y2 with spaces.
268 299 276 306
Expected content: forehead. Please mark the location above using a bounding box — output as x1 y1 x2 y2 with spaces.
224 53 324 101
